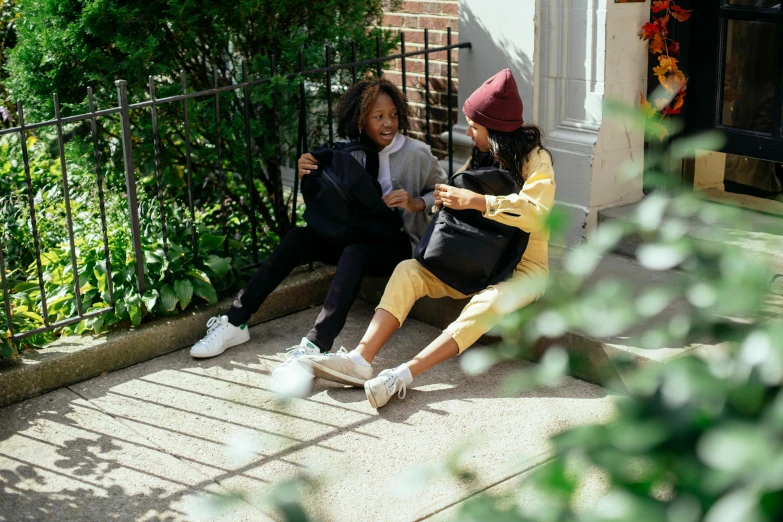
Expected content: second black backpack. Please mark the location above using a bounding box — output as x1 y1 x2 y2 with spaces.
302 142 402 244
414 167 530 295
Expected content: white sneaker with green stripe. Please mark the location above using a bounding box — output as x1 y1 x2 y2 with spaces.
298 347 373 386
190 316 250 358
274 338 321 374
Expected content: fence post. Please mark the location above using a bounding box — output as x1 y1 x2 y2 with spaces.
115 80 146 295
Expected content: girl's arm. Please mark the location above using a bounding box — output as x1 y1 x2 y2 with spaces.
483 156 556 233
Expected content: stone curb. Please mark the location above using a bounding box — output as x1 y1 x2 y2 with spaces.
359 273 659 390
0 266 336 408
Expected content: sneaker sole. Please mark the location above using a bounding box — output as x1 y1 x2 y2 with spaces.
299 359 368 387
190 334 250 359
364 381 379 408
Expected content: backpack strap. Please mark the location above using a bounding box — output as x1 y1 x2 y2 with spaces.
341 142 380 180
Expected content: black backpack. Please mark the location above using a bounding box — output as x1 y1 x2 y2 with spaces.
414 167 530 295
302 142 402 244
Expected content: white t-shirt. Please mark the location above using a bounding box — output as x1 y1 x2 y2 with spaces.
377 133 406 195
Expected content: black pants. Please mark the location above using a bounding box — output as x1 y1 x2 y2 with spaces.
227 227 412 352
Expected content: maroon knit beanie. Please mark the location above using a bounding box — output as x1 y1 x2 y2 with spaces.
462 68 524 132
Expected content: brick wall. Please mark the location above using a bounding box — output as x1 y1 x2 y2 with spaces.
380 1 459 158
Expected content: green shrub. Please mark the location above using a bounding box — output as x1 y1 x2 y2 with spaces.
0 132 238 356
0 0 403 358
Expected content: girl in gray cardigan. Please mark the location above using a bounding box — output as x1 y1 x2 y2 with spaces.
189 79 446 377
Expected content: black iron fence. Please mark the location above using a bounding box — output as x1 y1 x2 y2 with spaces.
0 28 470 343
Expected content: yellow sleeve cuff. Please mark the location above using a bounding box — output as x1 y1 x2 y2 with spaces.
484 195 498 216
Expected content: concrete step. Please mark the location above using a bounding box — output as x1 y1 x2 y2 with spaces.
599 200 783 275
0 302 617 522
360 245 730 389
0 265 337 408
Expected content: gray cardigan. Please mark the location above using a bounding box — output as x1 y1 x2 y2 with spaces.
354 136 447 249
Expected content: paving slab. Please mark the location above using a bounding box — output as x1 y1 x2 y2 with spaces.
52 302 616 521
0 388 269 521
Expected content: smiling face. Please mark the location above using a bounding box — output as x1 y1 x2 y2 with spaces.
466 116 490 152
361 92 399 151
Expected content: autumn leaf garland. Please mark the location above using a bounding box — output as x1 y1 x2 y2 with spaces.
639 0 692 140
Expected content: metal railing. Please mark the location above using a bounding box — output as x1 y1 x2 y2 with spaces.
0 28 470 343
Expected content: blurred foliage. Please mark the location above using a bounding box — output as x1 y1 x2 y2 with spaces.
443 94 783 522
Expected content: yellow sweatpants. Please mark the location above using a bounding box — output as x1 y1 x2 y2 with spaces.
376 241 549 353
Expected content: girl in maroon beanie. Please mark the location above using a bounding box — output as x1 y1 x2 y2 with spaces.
300 69 556 408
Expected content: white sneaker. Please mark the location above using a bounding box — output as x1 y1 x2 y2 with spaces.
275 338 321 371
364 369 407 409
269 339 320 398
298 347 373 386
190 316 250 358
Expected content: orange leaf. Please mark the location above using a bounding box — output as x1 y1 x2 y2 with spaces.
656 16 670 34
673 92 685 110
649 33 666 54
662 92 685 115
651 0 669 13
671 6 692 22
653 55 679 77
639 21 659 41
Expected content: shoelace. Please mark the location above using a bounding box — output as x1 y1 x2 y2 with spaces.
283 345 310 362
382 372 406 400
202 316 225 341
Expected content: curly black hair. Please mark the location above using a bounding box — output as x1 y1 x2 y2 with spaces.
471 124 552 183
335 78 411 141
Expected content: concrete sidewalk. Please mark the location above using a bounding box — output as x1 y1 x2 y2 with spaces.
0 303 616 522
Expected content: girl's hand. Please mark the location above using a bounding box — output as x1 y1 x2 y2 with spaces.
297 153 319 179
383 189 425 213
434 184 485 211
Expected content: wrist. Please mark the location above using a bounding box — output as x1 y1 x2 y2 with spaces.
411 197 425 212
472 193 487 212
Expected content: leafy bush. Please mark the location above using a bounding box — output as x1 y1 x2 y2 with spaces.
0 0 405 358
6 0 400 238
0 132 238 357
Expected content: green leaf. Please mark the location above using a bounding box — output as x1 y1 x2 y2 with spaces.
1 340 16 360
144 251 162 265
142 289 159 311
127 301 142 326
160 284 178 312
174 279 193 309
199 234 225 252
191 278 218 305
187 269 211 284
204 255 231 278
17 310 44 323
126 294 143 326
89 314 106 335
96 272 107 293
115 299 126 317
13 282 39 293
